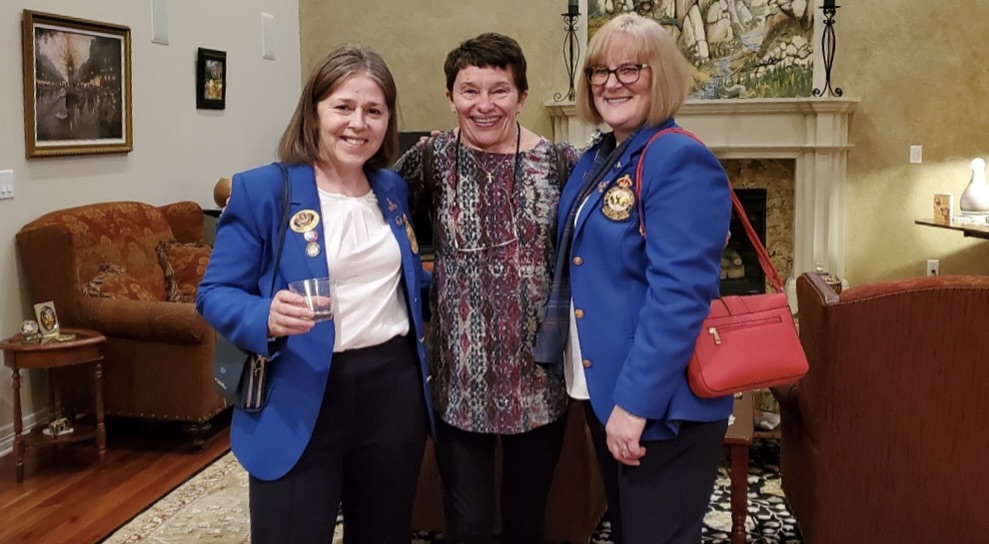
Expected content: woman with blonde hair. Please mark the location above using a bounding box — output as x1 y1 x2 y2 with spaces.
538 13 733 543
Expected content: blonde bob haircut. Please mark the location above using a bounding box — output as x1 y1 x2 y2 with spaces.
278 44 399 170
576 13 690 128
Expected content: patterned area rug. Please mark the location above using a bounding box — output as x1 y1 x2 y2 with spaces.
104 439 801 543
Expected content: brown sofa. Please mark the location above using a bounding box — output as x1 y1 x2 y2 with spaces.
16 201 227 444
776 272 989 543
412 401 607 544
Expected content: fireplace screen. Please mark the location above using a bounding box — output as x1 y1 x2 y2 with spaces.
721 188 768 295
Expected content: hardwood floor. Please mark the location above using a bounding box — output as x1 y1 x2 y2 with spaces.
0 413 231 544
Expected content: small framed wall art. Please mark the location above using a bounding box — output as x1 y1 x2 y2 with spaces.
196 47 226 109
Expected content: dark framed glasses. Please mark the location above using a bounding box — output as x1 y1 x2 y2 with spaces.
585 63 650 86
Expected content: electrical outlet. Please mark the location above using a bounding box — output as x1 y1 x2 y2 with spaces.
926 259 939 277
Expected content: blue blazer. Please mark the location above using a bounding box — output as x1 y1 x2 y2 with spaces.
562 121 733 441
197 163 433 481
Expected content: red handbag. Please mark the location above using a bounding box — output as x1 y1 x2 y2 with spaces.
636 129 809 398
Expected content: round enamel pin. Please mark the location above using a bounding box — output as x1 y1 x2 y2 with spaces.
601 175 635 221
305 242 321 257
290 210 320 233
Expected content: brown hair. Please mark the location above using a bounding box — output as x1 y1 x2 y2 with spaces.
443 33 528 94
576 13 690 127
277 44 398 169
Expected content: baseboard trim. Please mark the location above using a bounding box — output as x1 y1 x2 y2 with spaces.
0 407 53 458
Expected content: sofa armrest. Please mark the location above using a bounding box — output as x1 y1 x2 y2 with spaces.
77 297 213 344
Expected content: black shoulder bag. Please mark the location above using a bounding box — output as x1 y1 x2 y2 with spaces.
212 163 292 413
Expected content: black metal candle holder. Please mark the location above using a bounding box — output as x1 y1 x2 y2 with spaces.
553 10 581 102
812 2 843 97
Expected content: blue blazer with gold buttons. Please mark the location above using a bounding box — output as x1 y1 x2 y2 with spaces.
561 120 733 441
197 162 433 481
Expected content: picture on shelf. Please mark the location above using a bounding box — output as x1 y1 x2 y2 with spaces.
933 192 953 225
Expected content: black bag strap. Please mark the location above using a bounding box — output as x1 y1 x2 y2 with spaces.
553 142 569 188
272 163 292 292
422 135 436 197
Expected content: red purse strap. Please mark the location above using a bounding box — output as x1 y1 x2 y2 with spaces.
634 128 784 293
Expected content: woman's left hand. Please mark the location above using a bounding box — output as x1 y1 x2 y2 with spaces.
605 405 647 466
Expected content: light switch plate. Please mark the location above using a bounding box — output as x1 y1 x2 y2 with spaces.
909 145 923 164
151 0 169 45
261 12 275 60
0 169 14 200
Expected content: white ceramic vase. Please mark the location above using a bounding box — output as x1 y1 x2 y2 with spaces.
960 157 989 217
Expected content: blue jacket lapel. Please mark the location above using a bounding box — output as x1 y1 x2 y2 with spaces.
284 164 328 281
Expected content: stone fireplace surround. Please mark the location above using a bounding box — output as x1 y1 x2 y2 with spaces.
547 97 859 306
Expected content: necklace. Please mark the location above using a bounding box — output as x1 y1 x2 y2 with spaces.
455 122 522 189
450 122 523 253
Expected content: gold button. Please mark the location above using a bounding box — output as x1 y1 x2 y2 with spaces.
574 309 585 318
582 359 591 368
572 256 583 265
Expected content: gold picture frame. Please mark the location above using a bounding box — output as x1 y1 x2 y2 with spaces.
21 10 133 158
33 301 61 339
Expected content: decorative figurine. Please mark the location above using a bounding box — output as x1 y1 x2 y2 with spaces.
20 320 41 342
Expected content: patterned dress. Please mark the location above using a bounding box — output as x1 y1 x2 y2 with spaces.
394 131 578 434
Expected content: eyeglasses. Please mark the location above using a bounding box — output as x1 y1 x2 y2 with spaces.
585 64 650 86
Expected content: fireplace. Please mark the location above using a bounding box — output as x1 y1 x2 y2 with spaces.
722 189 767 295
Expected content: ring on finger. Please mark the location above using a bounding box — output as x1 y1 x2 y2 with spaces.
620 445 629 458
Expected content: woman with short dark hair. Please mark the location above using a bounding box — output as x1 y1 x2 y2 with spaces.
394 32 577 544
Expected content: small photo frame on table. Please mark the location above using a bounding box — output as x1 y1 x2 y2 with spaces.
21 10 133 158
33 301 76 342
33 301 60 338
196 48 226 110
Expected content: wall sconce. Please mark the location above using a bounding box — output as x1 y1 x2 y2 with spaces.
812 0 843 97
554 0 581 102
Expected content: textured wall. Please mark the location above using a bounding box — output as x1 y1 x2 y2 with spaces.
841 0 989 282
298 0 989 284
298 0 572 140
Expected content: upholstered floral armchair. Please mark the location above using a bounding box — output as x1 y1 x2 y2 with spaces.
16 201 227 445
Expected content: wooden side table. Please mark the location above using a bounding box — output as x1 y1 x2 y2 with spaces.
1 327 107 482
724 391 754 544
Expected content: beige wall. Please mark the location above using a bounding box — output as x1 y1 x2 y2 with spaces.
841 0 989 283
0 0 301 446
299 0 573 140
300 0 989 284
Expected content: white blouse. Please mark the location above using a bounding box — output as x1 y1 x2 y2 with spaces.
318 187 409 352
565 197 591 400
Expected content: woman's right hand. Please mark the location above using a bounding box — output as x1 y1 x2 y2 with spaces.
267 289 316 337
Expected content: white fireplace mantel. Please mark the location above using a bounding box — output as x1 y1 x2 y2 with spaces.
547 97 859 292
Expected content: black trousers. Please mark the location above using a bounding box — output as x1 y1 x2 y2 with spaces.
249 335 429 544
584 402 727 544
434 414 568 544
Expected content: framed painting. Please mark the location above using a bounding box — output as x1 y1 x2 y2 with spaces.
196 48 226 110
21 11 133 158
